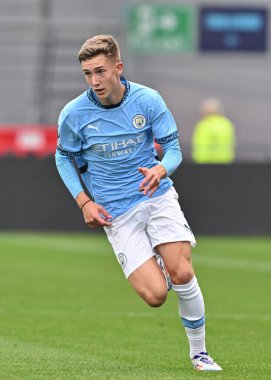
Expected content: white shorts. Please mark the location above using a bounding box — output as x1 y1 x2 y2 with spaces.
104 187 196 278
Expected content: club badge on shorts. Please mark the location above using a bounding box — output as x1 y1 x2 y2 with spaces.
118 253 127 268
132 114 146 129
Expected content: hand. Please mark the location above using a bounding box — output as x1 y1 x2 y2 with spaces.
82 200 112 228
138 164 167 197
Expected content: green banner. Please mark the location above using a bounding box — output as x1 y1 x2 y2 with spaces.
127 5 195 54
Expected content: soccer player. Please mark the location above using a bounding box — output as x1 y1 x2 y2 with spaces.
55 34 222 371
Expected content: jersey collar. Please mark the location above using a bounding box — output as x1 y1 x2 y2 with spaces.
87 77 130 109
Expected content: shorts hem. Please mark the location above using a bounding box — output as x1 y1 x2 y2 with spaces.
152 238 196 250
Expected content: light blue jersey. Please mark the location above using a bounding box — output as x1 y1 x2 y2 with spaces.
56 78 182 218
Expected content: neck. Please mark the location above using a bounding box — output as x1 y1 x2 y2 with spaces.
94 81 126 107
105 83 126 106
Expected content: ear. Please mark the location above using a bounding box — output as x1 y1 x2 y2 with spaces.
115 61 124 76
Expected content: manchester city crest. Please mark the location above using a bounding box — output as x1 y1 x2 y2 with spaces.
118 253 127 268
132 114 146 129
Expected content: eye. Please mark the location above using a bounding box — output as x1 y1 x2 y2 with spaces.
83 70 91 77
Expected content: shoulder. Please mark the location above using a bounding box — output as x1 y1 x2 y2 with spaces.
127 81 166 114
210 115 235 129
129 81 162 100
59 91 89 122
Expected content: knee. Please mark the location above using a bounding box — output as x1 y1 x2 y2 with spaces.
170 267 194 285
144 289 167 307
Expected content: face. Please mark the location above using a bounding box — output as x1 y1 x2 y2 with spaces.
81 54 124 106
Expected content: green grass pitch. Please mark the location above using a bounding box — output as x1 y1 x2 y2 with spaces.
0 233 270 379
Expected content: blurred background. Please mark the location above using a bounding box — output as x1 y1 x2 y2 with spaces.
0 0 270 234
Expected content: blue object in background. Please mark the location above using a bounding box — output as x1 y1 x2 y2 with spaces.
199 6 268 52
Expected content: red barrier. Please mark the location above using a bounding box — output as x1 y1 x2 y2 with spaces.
0 125 163 158
0 125 57 157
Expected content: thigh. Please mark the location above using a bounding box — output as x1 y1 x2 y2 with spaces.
156 241 194 285
128 256 168 306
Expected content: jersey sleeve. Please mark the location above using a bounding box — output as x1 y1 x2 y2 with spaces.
159 138 182 176
55 108 84 199
57 109 82 156
149 92 179 144
55 150 84 199
149 92 182 176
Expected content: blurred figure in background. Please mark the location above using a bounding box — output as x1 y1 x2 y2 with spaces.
192 97 236 164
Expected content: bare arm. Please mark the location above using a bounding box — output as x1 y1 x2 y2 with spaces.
76 192 112 228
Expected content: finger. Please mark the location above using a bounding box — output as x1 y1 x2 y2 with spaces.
88 218 112 228
139 176 151 189
138 167 144 173
95 215 112 227
87 220 100 228
101 220 112 227
142 183 153 195
85 213 108 226
142 177 160 195
148 185 159 197
99 208 112 220
138 167 148 176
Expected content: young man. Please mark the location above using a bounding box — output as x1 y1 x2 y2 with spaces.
55 34 222 371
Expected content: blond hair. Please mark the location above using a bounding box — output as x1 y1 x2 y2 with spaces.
78 34 121 63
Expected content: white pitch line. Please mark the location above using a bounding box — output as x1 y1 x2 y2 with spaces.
193 254 271 273
0 236 111 255
8 308 271 322
208 313 271 321
1 237 270 272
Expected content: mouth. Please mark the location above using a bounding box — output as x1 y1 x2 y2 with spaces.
94 88 105 96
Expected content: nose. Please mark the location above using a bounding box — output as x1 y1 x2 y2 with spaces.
91 73 100 87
